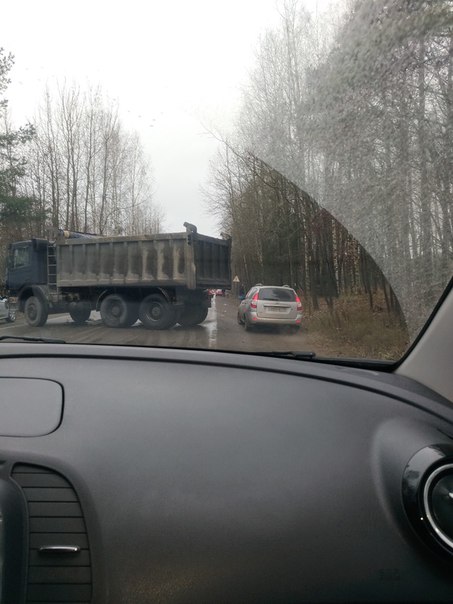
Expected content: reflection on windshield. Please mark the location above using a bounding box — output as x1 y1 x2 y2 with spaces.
223 0 453 339
208 155 409 358
0 0 452 361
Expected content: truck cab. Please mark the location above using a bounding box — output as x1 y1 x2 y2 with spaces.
6 239 49 293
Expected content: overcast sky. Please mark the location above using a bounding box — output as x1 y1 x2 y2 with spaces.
1 0 331 235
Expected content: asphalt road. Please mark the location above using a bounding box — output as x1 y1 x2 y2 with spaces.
0 295 326 354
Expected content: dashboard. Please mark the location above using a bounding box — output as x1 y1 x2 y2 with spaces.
1 343 453 602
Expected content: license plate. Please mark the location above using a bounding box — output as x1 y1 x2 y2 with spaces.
265 306 286 312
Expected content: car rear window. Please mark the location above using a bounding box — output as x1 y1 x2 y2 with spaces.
258 288 296 302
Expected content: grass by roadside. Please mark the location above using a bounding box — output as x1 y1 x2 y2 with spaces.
303 293 409 360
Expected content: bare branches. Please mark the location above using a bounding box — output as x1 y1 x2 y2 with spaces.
206 0 452 334
23 84 163 236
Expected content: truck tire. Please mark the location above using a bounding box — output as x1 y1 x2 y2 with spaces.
139 294 177 330
69 301 91 324
178 304 209 327
124 302 139 327
100 294 137 328
24 295 48 327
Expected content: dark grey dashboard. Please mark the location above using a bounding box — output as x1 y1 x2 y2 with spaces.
1 344 453 603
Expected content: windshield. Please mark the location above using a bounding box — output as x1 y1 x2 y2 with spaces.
0 0 452 361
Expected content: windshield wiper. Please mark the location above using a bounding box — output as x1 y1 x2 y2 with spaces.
0 335 66 344
260 351 317 360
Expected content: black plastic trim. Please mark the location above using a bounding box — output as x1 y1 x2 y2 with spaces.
393 275 453 370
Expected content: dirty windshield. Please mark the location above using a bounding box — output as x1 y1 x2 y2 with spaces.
0 0 452 361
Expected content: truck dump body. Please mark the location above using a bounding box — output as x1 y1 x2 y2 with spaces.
57 231 231 290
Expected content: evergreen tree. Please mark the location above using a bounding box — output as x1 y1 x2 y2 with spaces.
0 47 42 282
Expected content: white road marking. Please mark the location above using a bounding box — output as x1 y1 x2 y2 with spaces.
206 296 218 348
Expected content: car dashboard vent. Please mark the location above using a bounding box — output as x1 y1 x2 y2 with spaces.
403 444 453 559
12 463 92 603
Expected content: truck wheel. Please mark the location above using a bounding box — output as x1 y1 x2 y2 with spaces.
124 302 139 327
69 301 91 324
178 304 209 327
100 294 137 328
139 294 177 330
24 295 48 327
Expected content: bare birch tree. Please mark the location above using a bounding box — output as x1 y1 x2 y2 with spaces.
23 84 163 236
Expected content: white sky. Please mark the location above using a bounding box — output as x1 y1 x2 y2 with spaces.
1 0 331 235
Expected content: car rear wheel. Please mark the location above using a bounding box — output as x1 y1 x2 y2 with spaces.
244 318 254 332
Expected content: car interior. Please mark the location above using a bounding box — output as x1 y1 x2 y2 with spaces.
0 0 452 602
0 282 451 602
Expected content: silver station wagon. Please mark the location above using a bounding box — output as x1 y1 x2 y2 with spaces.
237 285 302 332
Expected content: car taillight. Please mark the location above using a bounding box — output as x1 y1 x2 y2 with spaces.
250 293 259 309
296 295 302 312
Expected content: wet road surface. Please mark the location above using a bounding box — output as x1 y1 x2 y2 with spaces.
0 295 340 356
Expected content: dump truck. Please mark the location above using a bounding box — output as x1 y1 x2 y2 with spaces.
5 223 231 329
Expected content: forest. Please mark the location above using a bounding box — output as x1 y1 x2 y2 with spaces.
206 0 453 336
